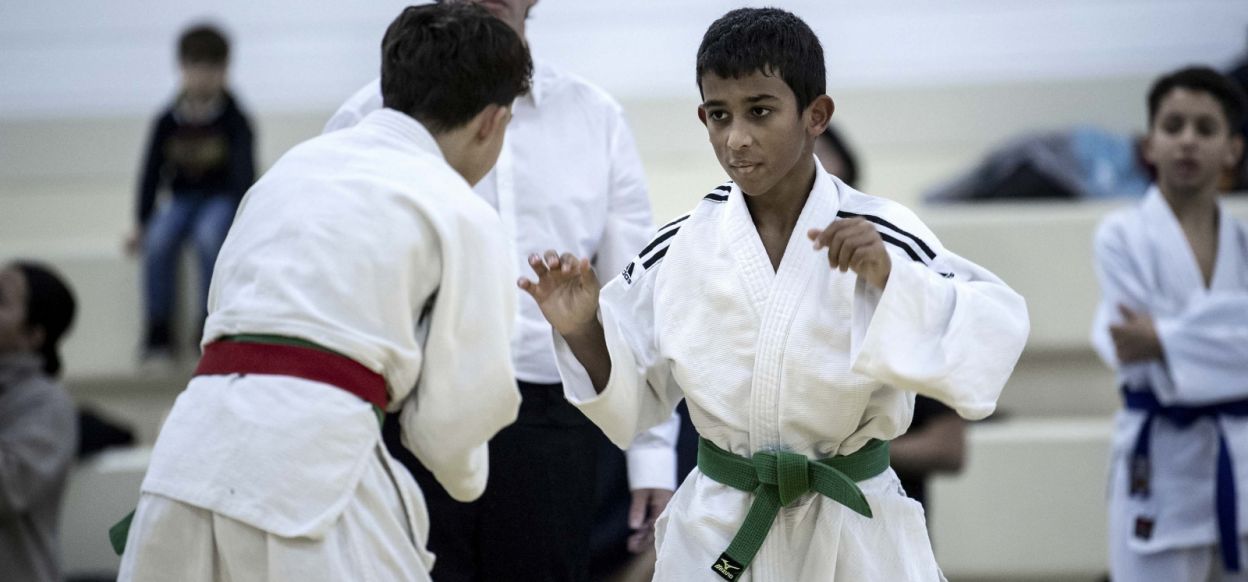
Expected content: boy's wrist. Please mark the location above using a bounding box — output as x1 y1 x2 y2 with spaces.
561 316 603 344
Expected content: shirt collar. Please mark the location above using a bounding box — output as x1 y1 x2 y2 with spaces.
520 60 552 107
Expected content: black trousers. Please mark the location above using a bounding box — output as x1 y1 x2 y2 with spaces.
382 382 601 582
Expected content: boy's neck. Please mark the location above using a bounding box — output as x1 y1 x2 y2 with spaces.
177 92 226 123
745 155 818 234
1159 183 1219 226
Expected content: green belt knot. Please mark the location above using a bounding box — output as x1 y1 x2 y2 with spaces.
759 450 809 506
699 437 890 580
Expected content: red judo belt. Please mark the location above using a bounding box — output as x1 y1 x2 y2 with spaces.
194 340 389 410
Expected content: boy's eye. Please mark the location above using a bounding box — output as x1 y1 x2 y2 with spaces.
1161 116 1184 135
708 110 729 122
1195 117 1219 137
751 107 771 118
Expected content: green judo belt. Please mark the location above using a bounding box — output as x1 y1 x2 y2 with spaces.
696 437 890 580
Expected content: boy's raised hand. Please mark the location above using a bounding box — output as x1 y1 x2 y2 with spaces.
518 250 601 337
807 217 892 289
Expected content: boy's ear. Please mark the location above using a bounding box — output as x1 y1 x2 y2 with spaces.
805 95 835 136
1142 131 1158 167
475 104 510 142
697 106 708 127
22 324 46 353
1226 133 1245 170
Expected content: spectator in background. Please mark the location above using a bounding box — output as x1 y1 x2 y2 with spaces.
0 261 79 582
1092 65 1248 582
815 125 968 514
127 24 255 368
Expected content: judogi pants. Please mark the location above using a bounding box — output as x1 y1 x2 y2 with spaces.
1109 485 1248 582
382 381 599 582
118 446 430 582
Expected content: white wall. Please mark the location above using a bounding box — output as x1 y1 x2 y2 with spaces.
2 0 1246 118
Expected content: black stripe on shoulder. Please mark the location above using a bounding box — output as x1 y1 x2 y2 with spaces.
642 246 668 269
703 182 733 203
836 210 936 260
639 225 680 258
658 214 689 232
879 233 921 263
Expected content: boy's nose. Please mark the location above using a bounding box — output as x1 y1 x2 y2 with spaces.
1178 124 1201 146
726 126 753 150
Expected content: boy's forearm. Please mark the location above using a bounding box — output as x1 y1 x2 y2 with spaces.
562 318 612 394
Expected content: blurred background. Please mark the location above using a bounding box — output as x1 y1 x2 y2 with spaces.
3 1 1248 580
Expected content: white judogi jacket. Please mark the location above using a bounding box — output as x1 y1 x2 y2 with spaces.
140 109 521 539
1092 186 1248 556
556 167 1030 581
325 66 678 490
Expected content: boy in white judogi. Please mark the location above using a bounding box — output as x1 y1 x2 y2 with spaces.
1092 66 1248 581
519 8 1030 581
116 5 533 581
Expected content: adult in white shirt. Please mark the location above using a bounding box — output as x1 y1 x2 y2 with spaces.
117 6 532 581
325 1 679 579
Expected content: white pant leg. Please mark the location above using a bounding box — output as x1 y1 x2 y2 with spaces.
1212 539 1248 582
117 492 218 582
119 445 430 582
1108 483 1213 582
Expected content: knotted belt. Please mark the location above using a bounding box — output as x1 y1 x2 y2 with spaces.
696 437 890 580
1123 385 1248 572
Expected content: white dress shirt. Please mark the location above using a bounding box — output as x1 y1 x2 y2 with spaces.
325 62 678 491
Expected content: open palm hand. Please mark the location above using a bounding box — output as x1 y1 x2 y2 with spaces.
517 250 601 337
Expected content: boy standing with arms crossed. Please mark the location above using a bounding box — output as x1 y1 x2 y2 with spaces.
1092 66 1248 581
521 8 1029 581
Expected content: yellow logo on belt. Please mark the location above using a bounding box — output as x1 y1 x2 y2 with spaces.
714 557 741 579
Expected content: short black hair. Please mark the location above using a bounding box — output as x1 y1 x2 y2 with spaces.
381 3 533 134
696 8 826 111
817 125 860 188
1148 66 1247 132
179 24 229 65
13 262 76 377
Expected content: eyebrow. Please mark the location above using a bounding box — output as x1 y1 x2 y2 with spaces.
701 94 781 108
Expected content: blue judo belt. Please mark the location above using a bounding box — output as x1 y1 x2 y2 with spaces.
1123 385 1248 572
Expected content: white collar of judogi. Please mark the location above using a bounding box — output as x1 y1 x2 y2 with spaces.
1141 185 1240 293
359 108 443 161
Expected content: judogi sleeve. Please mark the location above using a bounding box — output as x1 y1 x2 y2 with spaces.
850 219 1030 421
1090 214 1152 369
1154 293 1248 402
554 258 684 452
398 206 521 502
1089 216 1248 403
593 109 678 492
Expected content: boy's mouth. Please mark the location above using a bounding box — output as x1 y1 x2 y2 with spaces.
1173 158 1200 176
